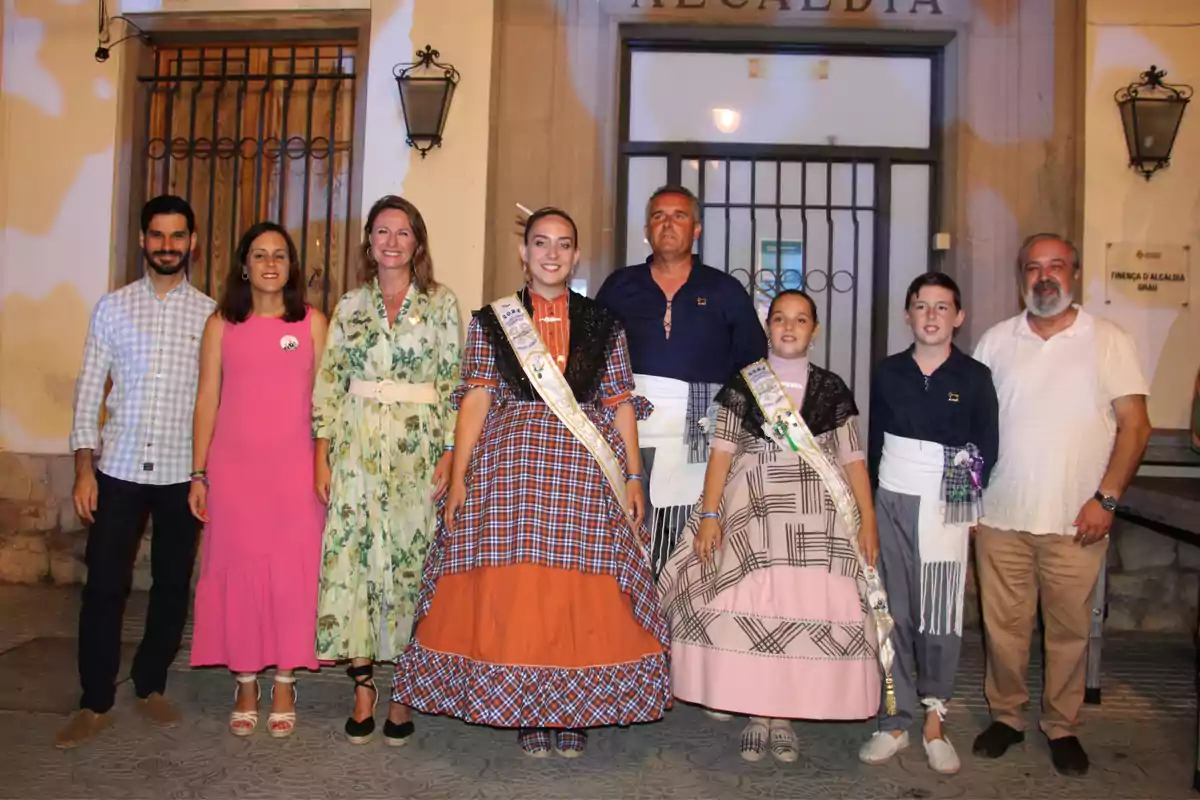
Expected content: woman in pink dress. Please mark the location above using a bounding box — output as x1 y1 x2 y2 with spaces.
188 221 329 738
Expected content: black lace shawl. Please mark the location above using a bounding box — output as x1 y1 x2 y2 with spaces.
715 362 859 440
473 289 619 403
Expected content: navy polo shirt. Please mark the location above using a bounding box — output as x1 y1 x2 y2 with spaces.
867 344 1000 487
595 259 767 385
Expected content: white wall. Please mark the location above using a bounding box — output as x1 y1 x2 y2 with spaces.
0 0 494 454
1083 0 1200 429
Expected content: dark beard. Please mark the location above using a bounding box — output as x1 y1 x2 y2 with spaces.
144 247 190 276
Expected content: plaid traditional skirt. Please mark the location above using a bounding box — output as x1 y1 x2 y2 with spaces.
392 398 672 728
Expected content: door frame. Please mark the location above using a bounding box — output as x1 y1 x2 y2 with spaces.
615 25 952 373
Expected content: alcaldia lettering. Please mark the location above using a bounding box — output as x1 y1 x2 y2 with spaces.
630 0 943 12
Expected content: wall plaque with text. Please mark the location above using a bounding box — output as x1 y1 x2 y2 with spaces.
1104 242 1191 308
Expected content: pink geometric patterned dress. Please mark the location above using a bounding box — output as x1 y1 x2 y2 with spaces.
190 311 325 672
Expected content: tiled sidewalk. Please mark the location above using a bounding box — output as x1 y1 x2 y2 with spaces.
2 585 1197 799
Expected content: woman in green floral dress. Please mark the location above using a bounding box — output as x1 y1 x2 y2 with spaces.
312 195 461 746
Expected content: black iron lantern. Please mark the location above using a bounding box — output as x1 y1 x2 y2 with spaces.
1115 65 1192 180
393 45 460 158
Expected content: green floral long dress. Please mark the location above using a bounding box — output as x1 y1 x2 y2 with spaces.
313 279 461 662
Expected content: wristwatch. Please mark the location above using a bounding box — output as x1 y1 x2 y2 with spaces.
1093 491 1118 512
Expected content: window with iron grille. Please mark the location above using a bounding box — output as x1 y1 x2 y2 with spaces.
137 42 358 313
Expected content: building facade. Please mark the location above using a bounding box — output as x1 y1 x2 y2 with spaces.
0 0 1197 627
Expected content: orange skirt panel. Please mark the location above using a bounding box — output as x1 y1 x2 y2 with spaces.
415 563 664 668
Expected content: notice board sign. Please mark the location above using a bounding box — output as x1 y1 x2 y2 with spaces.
1104 242 1191 308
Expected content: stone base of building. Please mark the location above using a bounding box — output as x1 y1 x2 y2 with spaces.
961 518 1199 635
0 452 170 590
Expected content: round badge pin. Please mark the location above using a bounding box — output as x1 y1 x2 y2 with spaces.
280 334 299 351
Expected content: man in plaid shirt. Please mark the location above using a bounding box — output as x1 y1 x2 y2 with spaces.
55 196 216 749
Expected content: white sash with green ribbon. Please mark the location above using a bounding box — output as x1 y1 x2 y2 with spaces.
741 358 899 715
741 360 860 536
491 295 628 512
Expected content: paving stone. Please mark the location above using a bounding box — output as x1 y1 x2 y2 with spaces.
0 452 47 504
0 532 49 584
1179 542 1200 571
1107 570 1200 634
1114 521 1178 572
1 585 1198 799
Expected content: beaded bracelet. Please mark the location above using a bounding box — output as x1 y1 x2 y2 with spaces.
626 473 644 482
699 511 720 520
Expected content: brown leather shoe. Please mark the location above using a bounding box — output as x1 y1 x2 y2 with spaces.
135 692 181 727
54 709 112 749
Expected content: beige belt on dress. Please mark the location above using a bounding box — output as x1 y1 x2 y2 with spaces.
348 379 438 405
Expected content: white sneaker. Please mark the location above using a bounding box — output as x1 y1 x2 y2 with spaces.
920 697 960 774
858 731 909 765
923 735 961 774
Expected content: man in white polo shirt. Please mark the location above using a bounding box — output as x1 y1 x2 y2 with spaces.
970 233 1151 777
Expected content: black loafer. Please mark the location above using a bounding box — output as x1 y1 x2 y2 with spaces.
1048 735 1089 777
972 721 1025 759
383 718 415 747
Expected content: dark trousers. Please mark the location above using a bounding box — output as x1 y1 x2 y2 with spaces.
78 471 199 713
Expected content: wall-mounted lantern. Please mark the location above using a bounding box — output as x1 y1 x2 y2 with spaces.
393 45 460 159
1115 65 1192 180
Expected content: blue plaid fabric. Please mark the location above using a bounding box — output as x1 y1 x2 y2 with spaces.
684 381 721 463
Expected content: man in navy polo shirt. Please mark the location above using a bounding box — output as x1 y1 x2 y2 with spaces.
596 184 766 579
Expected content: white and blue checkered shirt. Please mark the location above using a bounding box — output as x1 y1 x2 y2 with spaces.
69 276 216 485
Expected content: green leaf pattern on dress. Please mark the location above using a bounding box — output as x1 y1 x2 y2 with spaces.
312 279 462 661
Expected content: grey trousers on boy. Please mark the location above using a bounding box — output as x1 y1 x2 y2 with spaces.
874 486 964 732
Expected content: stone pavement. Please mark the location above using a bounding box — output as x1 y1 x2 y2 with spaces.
2 584 1198 800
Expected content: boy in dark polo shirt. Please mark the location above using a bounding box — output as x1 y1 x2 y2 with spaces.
858 272 998 775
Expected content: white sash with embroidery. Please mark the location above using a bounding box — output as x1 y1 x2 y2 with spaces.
491 295 627 511
741 358 898 715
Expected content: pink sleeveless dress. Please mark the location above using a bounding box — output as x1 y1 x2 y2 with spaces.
190 311 324 672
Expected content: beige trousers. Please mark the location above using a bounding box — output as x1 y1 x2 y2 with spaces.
974 525 1108 739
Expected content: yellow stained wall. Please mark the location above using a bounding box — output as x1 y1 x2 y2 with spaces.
0 0 495 455
1082 0 1200 429
0 0 120 454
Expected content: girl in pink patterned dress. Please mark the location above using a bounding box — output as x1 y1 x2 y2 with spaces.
658 290 881 764
189 222 328 738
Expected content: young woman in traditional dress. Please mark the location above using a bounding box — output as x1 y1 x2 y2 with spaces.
189 222 328 738
657 289 882 763
392 207 671 758
312 195 462 745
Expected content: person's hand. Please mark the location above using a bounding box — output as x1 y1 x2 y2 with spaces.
430 451 453 500
625 479 645 529
73 470 99 524
314 457 332 504
1074 498 1113 546
694 516 723 564
858 518 880 567
444 479 467 533
188 481 209 523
